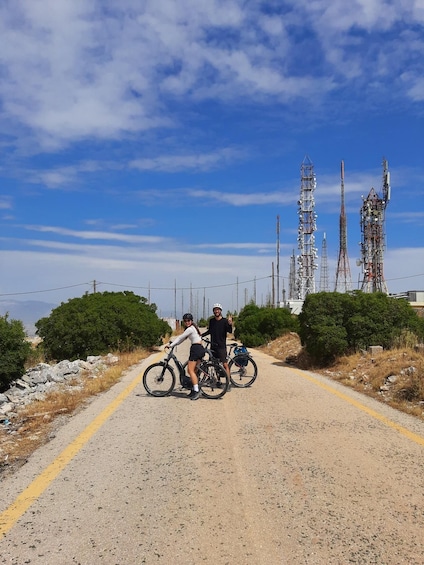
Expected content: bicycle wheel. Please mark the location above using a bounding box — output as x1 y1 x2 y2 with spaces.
197 361 229 399
229 355 258 387
143 362 175 397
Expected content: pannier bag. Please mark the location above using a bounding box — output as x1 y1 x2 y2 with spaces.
233 346 249 367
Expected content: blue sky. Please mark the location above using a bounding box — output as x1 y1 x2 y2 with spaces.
0 0 423 320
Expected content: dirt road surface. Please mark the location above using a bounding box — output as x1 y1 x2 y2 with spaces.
1 340 423 564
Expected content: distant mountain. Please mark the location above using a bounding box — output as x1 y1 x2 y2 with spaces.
0 300 57 337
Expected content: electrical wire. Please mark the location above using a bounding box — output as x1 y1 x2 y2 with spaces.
0 273 422 298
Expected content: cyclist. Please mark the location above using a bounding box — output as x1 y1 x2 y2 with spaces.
166 313 205 401
202 303 233 380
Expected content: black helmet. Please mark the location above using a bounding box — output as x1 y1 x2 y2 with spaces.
182 313 193 321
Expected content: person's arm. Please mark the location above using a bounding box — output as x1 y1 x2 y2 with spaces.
226 316 233 333
201 322 211 337
169 327 189 347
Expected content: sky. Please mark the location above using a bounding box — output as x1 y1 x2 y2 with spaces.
0 0 423 321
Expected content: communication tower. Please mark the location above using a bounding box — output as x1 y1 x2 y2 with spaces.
288 250 297 300
334 160 352 292
319 232 330 292
297 155 318 299
358 158 391 293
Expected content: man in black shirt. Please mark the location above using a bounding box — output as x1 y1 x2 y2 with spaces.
202 303 233 377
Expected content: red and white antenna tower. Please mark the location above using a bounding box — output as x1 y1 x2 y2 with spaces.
296 155 318 299
359 158 391 293
335 160 352 292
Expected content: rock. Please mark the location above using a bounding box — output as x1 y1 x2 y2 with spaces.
368 345 383 355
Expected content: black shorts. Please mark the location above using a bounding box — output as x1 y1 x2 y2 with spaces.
212 348 227 363
189 343 205 361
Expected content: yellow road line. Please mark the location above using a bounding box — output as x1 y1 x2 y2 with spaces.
292 368 424 447
0 351 164 539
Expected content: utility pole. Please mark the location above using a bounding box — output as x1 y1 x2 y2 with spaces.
174 279 177 319
276 215 280 307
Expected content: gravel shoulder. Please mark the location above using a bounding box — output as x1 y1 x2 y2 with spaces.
1 341 423 564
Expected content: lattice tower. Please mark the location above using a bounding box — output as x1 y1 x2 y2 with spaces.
296 155 318 299
335 160 352 292
319 232 330 292
359 158 391 293
288 250 297 300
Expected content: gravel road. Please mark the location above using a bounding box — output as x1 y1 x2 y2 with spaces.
0 340 423 565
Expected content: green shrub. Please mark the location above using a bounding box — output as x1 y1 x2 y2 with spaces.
36 291 172 361
234 303 299 347
0 314 31 391
299 291 421 365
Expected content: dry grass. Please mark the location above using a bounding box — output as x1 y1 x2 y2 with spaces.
258 334 424 421
0 348 152 478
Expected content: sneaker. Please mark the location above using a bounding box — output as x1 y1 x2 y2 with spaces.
187 389 196 397
190 389 202 401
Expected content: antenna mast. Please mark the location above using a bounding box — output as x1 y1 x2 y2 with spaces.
297 155 318 299
335 160 352 292
319 232 330 291
359 158 390 293
289 250 297 300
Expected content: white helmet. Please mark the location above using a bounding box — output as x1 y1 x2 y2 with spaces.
213 303 223 311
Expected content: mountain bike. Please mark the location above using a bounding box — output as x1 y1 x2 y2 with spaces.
142 344 229 399
227 342 258 388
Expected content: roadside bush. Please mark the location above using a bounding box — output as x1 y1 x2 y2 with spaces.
36 291 172 361
299 291 421 365
234 303 299 347
0 314 31 391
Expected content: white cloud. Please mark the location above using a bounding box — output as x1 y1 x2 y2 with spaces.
0 0 422 150
22 225 169 245
0 197 12 209
130 148 241 172
187 189 296 206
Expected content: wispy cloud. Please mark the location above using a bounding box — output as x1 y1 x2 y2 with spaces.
21 225 169 245
130 148 242 172
187 189 296 206
0 197 12 210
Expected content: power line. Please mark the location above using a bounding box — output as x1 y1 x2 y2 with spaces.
0 271 422 299
0 282 91 297
96 276 273 292
0 276 273 297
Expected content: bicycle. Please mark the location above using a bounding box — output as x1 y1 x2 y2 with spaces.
142 344 229 399
199 338 258 388
227 342 258 388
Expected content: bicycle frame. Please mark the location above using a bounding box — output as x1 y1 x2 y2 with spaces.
165 347 190 388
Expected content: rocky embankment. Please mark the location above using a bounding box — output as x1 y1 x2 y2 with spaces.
0 354 119 424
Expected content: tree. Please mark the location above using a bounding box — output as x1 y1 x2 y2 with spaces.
0 314 31 391
36 291 171 361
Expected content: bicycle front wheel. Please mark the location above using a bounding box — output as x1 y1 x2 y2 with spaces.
198 361 229 399
229 356 258 387
143 362 175 396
